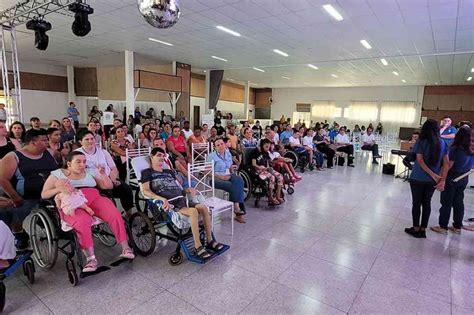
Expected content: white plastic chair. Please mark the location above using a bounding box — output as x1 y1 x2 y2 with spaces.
187 161 234 235
126 147 151 186
191 142 211 164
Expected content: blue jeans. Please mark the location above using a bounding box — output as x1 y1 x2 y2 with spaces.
314 151 324 167
214 174 244 204
0 199 39 228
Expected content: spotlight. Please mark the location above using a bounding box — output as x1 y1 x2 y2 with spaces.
26 18 52 50
69 0 94 37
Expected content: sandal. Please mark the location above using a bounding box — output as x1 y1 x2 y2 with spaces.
120 248 135 260
206 240 224 251
195 246 211 259
449 226 461 234
268 200 280 206
234 211 246 223
82 255 98 273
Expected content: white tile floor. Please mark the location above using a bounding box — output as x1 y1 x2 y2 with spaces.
4 152 474 314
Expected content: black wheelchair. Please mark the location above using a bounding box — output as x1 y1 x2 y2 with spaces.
283 145 312 173
29 192 153 287
0 250 35 313
130 157 229 265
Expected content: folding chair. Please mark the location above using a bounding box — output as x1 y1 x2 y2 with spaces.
125 147 151 186
191 142 211 164
187 162 234 235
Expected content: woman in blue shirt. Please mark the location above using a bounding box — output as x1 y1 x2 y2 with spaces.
431 125 473 234
405 119 449 238
208 138 246 223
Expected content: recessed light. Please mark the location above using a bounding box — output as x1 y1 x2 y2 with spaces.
273 49 289 57
380 58 388 66
434 82 438 85
323 4 343 21
471 68 474 73
226 78 235 81
148 37 173 46
360 39 372 49
216 25 241 37
203 70 207 73
467 76 473 81
304 82 311 85
251 83 259 86
281 76 290 80
308 64 319 70
402 79 406 83
331 74 338 78
253 67 265 72
211 55 228 62
392 71 399 76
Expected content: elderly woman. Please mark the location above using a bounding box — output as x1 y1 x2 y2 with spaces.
41 151 134 273
208 138 247 223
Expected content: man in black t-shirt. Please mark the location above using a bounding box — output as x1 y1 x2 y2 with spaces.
141 168 187 210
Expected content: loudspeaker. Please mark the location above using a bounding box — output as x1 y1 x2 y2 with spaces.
382 163 395 175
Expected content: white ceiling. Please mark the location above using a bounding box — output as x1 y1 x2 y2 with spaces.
1 0 474 88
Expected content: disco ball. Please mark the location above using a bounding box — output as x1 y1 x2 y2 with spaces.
138 0 181 29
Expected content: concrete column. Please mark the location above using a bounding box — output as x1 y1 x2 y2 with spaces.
125 50 135 121
204 70 210 113
243 80 250 120
67 65 75 103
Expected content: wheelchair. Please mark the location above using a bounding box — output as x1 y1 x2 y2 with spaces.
0 250 35 313
283 146 312 173
29 192 153 287
238 148 284 207
130 157 230 265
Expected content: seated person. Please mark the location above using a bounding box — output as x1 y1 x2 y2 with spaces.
410 131 420 143
269 144 301 182
226 124 239 150
166 126 189 163
109 125 136 181
335 127 355 167
0 129 58 249
75 131 136 217
224 137 241 167
279 124 293 145
41 152 134 272
361 126 382 164
0 206 16 269
241 127 258 148
188 126 207 161
182 121 193 140
87 120 102 147
60 117 75 144
141 147 223 259
208 138 247 223
47 127 70 165
160 122 172 141
207 126 219 146
313 127 335 168
302 129 323 170
289 131 313 167
142 128 158 148
251 139 284 205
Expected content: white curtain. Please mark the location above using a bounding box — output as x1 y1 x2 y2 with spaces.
380 101 417 133
345 101 379 128
311 101 339 121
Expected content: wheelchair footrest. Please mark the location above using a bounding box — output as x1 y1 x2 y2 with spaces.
178 237 230 264
1 250 33 278
109 257 133 267
80 266 110 278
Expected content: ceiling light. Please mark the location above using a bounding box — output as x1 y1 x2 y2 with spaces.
26 18 52 50
434 82 438 85
360 39 372 49
392 71 399 76
281 76 290 80
148 37 174 46
216 25 241 37
402 79 406 83
203 70 207 73
69 0 94 37
380 58 388 66
226 78 235 81
331 74 338 78
471 68 474 73
304 82 311 85
211 55 228 62
273 49 289 57
252 67 265 72
467 77 473 81
251 83 259 86
323 4 343 21
308 64 319 70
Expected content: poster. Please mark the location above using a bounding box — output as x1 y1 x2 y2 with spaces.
102 111 114 125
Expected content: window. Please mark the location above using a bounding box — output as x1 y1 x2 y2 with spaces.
292 112 310 125
346 101 378 122
311 101 338 120
380 101 416 124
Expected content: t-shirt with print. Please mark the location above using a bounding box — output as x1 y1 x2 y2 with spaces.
140 168 186 210
250 148 271 168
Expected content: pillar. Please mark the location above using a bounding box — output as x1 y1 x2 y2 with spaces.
205 70 210 113
243 80 250 120
67 65 75 103
125 50 135 121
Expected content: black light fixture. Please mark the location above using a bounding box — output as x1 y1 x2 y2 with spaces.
69 0 94 37
26 18 52 50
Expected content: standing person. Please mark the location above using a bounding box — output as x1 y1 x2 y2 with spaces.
8 121 26 147
0 103 7 121
440 116 457 147
430 126 473 235
361 126 382 164
0 120 21 158
103 105 116 138
67 102 80 129
405 119 449 239
134 107 142 120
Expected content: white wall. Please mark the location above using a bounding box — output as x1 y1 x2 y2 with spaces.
191 96 254 127
21 90 68 124
272 86 424 131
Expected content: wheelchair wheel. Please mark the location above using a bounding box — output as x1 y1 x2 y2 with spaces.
66 259 78 287
168 252 183 266
23 260 35 285
287 186 295 195
29 209 58 269
283 151 298 169
239 170 252 201
129 212 156 257
94 224 116 247
0 282 5 313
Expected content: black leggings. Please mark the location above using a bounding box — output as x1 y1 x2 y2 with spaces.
410 180 436 228
316 144 335 167
112 181 134 212
337 145 354 156
113 157 127 181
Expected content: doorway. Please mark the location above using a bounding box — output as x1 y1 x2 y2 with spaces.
193 106 200 128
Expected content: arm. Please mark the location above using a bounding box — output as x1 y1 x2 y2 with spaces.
110 141 126 156
94 170 113 190
440 134 455 139
252 158 264 171
416 153 441 182
142 181 168 203
41 175 62 199
167 141 183 158
0 153 22 203
435 154 451 191
11 138 22 150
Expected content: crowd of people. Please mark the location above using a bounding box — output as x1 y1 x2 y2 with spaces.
0 104 472 275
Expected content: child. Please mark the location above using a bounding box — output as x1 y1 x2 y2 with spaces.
0 220 16 269
54 180 94 217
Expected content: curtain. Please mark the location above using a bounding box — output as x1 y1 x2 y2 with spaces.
380 101 417 133
346 101 379 123
311 101 338 121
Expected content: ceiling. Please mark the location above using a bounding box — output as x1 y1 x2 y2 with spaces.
1 0 474 88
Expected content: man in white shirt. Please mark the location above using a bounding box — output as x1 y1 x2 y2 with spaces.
182 120 193 140
335 127 354 167
361 126 382 164
289 131 313 168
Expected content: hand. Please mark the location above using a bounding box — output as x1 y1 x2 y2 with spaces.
85 207 95 216
435 179 446 192
56 179 74 193
231 165 238 172
162 199 170 211
432 174 442 183
113 179 121 186
97 165 107 176
187 188 197 196
0 197 15 208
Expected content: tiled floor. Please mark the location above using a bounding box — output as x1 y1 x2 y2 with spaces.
4 152 474 314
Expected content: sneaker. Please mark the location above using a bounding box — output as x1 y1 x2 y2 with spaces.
372 160 379 164
374 155 382 158
404 227 425 238
449 226 461 234
430 226 447 235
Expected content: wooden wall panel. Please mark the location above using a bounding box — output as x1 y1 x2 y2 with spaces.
249 88 256 105
0 72 67 92
134 70 182 92
423 85 474 111
422 110 474 125
220 82 244 103
176 62 191 119
255 88 272 107
190 75 258 105
191 73 205 97
74 67 98 96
